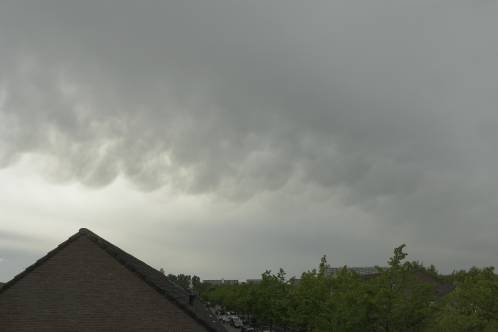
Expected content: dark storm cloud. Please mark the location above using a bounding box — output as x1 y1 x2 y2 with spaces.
1 0 498 269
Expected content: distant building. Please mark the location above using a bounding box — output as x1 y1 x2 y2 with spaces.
0 228 226 332
203 280 224 286
245 279 262 284
326 266 384 277
223 280 238 285
203 279 238 286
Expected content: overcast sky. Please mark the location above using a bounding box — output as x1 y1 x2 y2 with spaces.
1 1 498 282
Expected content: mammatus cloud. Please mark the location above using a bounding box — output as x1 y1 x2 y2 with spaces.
1 1 496 195
0 1 498 276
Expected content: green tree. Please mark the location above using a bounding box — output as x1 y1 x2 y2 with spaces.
368 244 435 332
320 267 371 332
253 269 290 329
166 273 192 290
287 255 332 331
433 267 498 332
198 247 496 332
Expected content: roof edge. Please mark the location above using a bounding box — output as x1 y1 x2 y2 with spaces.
0 228 224 332
79 229 223 332
0 231 83 295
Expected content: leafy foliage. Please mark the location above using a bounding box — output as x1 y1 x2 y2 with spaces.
432 267 498 331
199 246 497 332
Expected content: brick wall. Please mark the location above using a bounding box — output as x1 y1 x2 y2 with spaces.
0 236 209 331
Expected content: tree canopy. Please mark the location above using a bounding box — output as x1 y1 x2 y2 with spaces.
200 245 498 332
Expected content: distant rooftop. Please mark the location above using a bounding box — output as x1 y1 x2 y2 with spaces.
245 279 262 284
203 279 238 285
326 266 384 276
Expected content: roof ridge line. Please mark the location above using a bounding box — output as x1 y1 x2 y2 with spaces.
77 229 224 332
0 228 225 332
0 231 84 295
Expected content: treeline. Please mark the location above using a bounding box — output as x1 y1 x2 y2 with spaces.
161 270 213 295
163 272 200 290
200 245 498 332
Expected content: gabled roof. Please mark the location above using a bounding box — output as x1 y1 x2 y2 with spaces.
0 228 226 332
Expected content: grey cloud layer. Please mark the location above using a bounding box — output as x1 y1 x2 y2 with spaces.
1 0 498 260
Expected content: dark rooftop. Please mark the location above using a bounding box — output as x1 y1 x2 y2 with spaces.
0 228 226 332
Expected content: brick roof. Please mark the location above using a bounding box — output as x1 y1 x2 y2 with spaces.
0 228 226 332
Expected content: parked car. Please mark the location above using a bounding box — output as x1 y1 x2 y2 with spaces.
232 317 243 328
